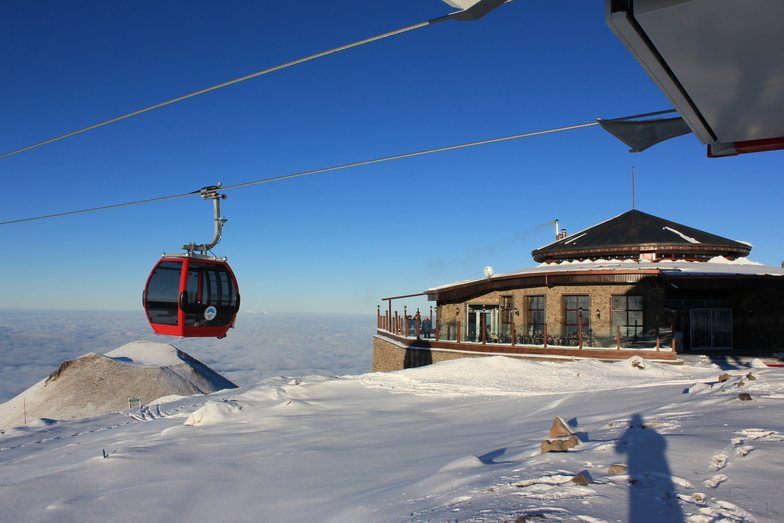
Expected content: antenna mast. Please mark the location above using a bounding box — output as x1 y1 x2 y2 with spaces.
631 166 636 210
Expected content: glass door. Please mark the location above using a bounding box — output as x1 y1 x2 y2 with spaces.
467 305 499 342
690 308 732 349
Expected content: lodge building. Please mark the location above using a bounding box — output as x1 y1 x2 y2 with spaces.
373 210 784 371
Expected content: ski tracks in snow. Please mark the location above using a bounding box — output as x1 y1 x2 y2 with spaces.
0 395 213 454
123 403 165 421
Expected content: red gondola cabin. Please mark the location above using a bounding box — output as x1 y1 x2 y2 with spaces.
143 256 240 338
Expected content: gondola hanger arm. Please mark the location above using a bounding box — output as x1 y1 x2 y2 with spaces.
178 183 228 257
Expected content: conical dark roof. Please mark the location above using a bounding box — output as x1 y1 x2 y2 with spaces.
532 210 751 263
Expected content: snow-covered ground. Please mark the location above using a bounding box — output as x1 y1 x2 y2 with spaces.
1 311 783 523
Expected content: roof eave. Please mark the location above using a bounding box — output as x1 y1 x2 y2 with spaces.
532 243 751 263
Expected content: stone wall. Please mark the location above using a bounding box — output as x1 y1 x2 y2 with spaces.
372 336 484 372
371 335 673 373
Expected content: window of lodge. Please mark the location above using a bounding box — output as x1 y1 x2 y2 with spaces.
612 295 644 337
501 296 514 336
527 296 545 335
564 295 590 335
501 296 514 325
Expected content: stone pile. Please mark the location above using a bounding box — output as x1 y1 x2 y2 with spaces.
540 416 579 454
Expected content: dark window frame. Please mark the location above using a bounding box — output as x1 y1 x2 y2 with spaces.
563 295 591 335
611 295 644 337
527 295 546 335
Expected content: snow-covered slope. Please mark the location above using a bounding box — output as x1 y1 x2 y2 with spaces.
0 341 236 429
1 355 781 523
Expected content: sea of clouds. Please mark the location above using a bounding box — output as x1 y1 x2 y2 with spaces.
0 310 376 403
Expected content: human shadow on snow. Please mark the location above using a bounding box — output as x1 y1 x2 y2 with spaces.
615 413 685 523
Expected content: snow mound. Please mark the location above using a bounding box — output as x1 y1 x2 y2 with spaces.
360 355 718 396
105 340 190 367
184 400 243 426
438 455 485 472
0 342 237 429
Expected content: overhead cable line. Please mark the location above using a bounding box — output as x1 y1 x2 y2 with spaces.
221 121 601 192
0 109 673 227
0 1 514 161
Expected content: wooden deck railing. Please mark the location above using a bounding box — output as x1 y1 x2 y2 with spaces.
376 308 675 354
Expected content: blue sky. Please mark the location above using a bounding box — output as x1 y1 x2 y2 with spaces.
1 0 782 315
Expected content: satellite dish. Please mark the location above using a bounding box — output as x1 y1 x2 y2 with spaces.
484 266 494 277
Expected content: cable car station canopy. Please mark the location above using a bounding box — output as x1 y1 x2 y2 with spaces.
607 0 784 157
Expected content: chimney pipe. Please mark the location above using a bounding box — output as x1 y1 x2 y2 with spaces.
554 219 560 240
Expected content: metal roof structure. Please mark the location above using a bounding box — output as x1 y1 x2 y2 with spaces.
531 209 751 262
606 0 784 156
